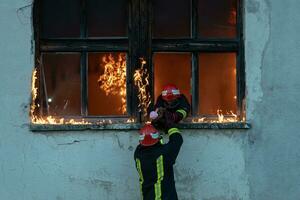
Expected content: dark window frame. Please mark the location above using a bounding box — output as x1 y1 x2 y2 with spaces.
32 0 245 123
149 0 245 121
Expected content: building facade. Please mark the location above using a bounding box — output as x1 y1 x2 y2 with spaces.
0 0 300 199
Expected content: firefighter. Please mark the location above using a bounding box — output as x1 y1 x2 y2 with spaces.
150 84 190 133
134 124 183 200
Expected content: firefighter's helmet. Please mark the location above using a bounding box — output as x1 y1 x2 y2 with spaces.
139 124 160 146
161 84 181 102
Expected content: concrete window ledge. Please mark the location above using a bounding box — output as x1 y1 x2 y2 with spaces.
30 122 251 132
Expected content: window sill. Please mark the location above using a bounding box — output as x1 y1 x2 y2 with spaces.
30 122 251 132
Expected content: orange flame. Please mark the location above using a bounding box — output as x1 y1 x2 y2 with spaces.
30 68 39 122
98 53 127 114
30 66 134 125
192 117 206 123
30 68 91 125
32 116 91 125
217 109 224 122
192 110 241 124
126 118 136 123
134 58 151 118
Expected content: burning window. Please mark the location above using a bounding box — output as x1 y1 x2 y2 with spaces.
32 0 245 126
198 53 237 115
88 53 127 116
153 53 192 103
41 53 81 116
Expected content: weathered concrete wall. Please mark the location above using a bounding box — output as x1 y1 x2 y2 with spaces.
245 0 300 200
0 0 299 199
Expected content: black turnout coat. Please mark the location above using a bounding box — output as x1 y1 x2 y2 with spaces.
134 129 183 200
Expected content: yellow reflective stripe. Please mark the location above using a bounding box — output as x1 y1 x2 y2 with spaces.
155 155 164 200
154 182 161 200
160 138 164 144
136 159 144 200
168 128 181 137
136 159 144 183
176 109 187 118
157 156 164 181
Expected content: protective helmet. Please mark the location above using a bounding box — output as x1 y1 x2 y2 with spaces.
139 124 160 146
161 84 181 102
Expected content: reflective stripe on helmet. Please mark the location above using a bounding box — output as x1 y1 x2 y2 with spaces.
171 89 180 95
140 132 159 141
150 132 160 139
161 89 180 96
139 134 145 141
161 90 167 96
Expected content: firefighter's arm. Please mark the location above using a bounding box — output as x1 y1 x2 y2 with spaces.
165 128 183 164
150 95 165 120
174 95 191 122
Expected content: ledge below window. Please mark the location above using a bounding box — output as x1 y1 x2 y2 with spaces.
30 122 251 131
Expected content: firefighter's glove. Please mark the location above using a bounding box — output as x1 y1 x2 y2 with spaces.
151 108 166 132
152 107 164 120
149 111 158 120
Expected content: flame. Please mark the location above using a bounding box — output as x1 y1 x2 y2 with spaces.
217 109 224 122
192 110 241 123
126 118 136 123
32 116 91 125
30 66 135 125
134 58 151 118
192 117 206 123
30 68 92 125
30 68 38 121
98 53 127 114
30 56 242 125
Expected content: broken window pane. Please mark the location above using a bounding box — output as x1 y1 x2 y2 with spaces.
42 53 81 116
88 53 127 116
198 0 237 38
87 0 128 37
198 53 237 115
41 0 80 38
153 53 191 104
153 0 190 38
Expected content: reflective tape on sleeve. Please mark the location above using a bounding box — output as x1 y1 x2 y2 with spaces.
176 109 187 118
168 128 181 137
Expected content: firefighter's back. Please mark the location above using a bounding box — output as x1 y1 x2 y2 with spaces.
134 142 179 200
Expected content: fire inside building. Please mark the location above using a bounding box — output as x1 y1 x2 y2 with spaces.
30 0 245 127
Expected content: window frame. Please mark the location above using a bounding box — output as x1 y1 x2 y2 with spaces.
32 0 246 125
150 0 245 121
34 0 139 120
